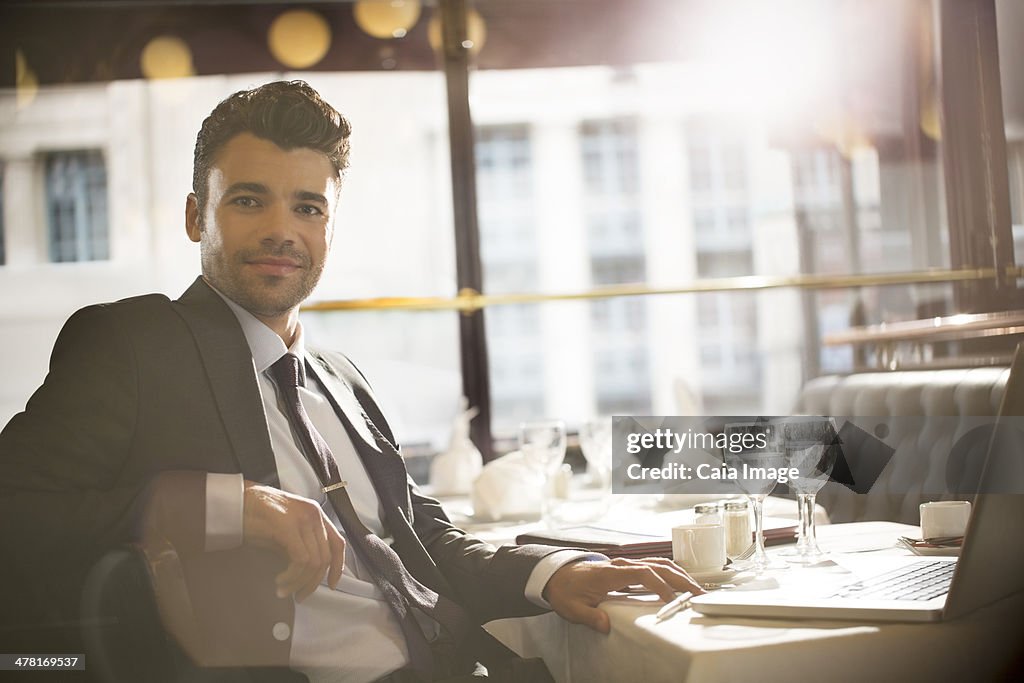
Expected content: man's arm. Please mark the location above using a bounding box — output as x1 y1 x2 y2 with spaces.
408 482 703 630
314 348 703 627
0 306 147 563
0 306 211 596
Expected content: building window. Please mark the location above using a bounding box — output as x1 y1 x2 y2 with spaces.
686 119 761 410
45 150 109 263
581 119 639 196
583 119 651 415
476 126 532 203
476 125 546 431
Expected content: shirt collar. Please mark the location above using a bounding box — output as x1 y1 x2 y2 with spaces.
208 281 307 383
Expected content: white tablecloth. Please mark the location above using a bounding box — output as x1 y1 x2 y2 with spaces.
448 490 828 547
485 522 1024 683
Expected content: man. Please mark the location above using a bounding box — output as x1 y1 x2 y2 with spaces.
0 81 699 683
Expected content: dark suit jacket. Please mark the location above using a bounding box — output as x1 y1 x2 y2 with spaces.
0 277 559 675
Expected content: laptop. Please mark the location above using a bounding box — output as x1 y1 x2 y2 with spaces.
690 344 1024 623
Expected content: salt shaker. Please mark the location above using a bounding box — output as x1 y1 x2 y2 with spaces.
724 499 752 558
694 502 722 525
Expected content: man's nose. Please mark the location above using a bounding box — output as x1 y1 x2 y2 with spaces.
258 204 299 246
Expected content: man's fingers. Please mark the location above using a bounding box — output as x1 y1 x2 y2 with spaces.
642 558 704 594
294 523 330 602
275 536 312 597
245 484 348 600
561 601 611 634
581 606 611 634
276 524 323 599
617 564 677 604
545 557 709 636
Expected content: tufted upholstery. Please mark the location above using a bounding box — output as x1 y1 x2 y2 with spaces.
797 366 1010 524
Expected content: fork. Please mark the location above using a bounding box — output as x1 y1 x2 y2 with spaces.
733 544 757 561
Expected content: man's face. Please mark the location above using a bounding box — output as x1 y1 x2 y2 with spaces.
186 132 339 319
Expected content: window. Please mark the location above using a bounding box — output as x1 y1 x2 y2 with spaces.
476 126 533 204
3 0 1018 453
687 119 753 254
581 120 639 196
696 292 760 404
583 121 651 416
476 125 546 432
45 150 109 263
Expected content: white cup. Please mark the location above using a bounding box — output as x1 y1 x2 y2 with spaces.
672 523 726 573
919 500 971 540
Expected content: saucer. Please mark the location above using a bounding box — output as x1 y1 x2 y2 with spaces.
686 566 752 585
899 537 962 557
901 542 961 557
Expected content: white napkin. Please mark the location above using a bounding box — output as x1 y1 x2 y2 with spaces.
471 451 545 522
429 441 483 496
429 399 483 496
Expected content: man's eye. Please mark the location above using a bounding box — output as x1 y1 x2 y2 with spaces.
232 196 260 208
296 205 324 216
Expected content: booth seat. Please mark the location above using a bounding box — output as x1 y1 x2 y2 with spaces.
796 366 1010 524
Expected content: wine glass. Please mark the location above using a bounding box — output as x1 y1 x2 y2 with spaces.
723 420 786 573
519 420 568 526
779 417 838 564
577 417 614 521
578 418 612 490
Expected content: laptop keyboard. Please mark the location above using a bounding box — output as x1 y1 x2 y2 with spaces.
831 560 956 601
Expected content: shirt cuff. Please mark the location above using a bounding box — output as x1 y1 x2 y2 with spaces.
524 550 607 608
205 472 244 552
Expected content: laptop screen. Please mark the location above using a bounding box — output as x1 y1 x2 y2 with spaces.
944 342 1024 618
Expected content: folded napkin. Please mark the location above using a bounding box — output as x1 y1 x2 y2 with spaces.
429 398 483 496
471 450 545 522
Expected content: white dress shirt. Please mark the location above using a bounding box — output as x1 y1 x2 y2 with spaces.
203 289 585 683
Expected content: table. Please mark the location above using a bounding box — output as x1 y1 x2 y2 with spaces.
484 522 1024 683
448 490 829 548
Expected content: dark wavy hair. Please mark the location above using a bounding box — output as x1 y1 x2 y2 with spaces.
192 80 352 210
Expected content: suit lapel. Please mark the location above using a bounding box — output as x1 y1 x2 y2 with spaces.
307 351 460 599
306 352 414 521
173 277 279 486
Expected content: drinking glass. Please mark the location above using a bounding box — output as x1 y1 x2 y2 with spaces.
780 418 838 564
519 420 568 526
723 420 786 573
578 418 612 490
576 417 614 521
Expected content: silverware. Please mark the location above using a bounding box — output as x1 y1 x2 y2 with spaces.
701 581 737 591
654 592 693 622
733 544 756 561
654 582 738 622
899 535 963 548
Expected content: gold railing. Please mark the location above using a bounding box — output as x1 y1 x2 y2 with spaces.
302 265 1024 314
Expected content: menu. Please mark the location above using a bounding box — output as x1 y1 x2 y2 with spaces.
516 518 798 559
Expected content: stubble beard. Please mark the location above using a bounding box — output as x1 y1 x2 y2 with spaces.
203 244 324 319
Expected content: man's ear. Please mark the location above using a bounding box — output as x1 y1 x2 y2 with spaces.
185 193 202 243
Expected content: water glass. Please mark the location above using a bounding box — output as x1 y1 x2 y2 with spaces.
723 420 784 572
578 417 613 490
780 417 838 564
519 420 568 526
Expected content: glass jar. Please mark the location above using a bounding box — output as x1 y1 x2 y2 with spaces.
724 500 753 558
694 502 722 525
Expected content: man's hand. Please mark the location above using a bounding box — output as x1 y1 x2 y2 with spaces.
242 481 346 602
543 558 703 634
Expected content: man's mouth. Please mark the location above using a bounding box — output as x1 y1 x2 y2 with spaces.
245 257 303 277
